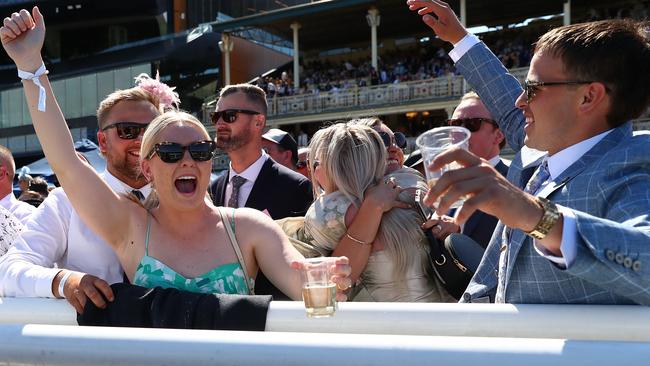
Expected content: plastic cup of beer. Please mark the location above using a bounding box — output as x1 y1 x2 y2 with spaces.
299 257 337 318
415 126 471 209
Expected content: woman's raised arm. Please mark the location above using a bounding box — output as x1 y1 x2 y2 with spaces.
0 7 136 248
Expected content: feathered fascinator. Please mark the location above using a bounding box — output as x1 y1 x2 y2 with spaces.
134 71 180 110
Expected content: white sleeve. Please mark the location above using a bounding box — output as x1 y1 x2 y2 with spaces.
533 205 578 268
0 188 72 297
448 33 481 63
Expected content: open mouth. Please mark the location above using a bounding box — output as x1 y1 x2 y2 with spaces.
175 175 197 194
128 150 140 158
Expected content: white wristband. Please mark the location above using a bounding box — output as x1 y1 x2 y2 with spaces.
17 62 49 112
57 270 73 299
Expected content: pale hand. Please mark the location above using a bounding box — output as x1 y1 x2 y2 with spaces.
423 147 542 232
406 0 468 44
291 257 353 302
422 214 460 240
0 7 45 72
365 177 410 214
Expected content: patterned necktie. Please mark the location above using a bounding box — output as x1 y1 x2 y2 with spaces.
131 189 144 202
523 160 550 195
227 175 247 208
495 160 550 303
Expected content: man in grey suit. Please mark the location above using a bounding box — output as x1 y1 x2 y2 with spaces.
409 0 650 304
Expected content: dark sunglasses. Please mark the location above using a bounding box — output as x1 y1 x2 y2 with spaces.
296 161 307 169
378 131 407 149
102 122 148 140
210 109 261 124
447 118 498 132
523 80 594 104
147 140 216 163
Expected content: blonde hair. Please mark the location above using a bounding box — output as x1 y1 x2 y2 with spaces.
309 122 426 280
308 123 385 205
96 87 162 129
138 110 211 210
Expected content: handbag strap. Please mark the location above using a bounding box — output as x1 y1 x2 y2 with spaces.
218 207 255 295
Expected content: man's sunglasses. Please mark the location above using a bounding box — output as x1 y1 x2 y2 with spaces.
378 131 407 149
147 140 216 163
523 80 594 104
102 122 148 140
447 118 498 132
296 161 307 169
210 109 261 124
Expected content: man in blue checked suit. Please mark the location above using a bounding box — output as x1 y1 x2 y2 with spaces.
408 0 650 305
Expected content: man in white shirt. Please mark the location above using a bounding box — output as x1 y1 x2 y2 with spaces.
0 145 36 223
209 84 312 299
0 86 160 313
409 1 650 304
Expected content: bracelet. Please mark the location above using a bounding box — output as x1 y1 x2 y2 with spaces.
346 232 371 245
57 270 73 299
17 62 49 112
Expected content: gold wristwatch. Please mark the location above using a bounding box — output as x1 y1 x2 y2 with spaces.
526 197 561 240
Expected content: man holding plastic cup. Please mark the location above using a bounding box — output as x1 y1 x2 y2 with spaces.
407 0 650 305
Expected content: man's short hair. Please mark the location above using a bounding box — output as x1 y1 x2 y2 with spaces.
534 19 650 127
96 87 161 130
219 84 268 116
0 145 15 176
459 91 506 150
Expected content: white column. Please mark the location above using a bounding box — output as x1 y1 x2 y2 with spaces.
290 22 301 90
218 32 234 86
563 0 571 26
460 0 467 27
366 8 381 70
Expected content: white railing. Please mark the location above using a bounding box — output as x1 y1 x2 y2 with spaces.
2 324 649 366
2 297 650 342
3 298 650 365
201 67 531 121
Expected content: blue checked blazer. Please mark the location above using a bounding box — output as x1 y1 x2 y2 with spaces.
456 42 650 305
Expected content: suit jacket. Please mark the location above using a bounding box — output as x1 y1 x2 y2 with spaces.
461 159 509 249
210 157 313 299
211 158 313 219
457 41 650 305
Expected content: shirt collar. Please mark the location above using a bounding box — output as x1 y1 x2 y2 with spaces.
228 150 268 182
101 170 152 197
546 129 613 180
0 191 17 206
487 155 501 167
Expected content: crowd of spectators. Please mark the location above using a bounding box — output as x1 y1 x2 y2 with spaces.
256 24 547 98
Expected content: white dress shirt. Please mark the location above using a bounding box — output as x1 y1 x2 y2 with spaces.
0 192 36 224
0 170 151 298
224 151 268 208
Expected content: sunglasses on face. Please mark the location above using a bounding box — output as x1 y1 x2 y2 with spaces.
296 161 307 169
447 118 498 132
147 140 216 163
378 131 407 149
523 80 594 104
210 109 261 124
102 122 148 140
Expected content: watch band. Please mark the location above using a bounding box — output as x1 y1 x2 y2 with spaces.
526 197 560 240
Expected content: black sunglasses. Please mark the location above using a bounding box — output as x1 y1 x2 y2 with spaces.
210 109 261 124
378 131 407 149
524 80 594 104
447 118 498 132
296 161 307 169
147 140 216 163
102 122 148 140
